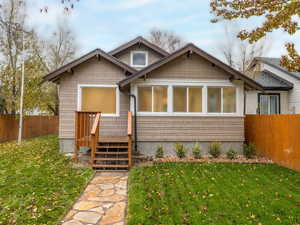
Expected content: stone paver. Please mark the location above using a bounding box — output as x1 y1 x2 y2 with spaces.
61 172 128 225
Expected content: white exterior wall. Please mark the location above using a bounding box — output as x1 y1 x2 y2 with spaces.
263 64 300 113
246 62 300 114
246 90 289 114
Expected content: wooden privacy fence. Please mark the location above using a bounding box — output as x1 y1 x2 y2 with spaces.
245 114 300 171
0 115 59 143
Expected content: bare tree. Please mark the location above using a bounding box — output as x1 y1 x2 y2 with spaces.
218 22 270 73
148 28 185 53
34 19 78 115
35 19 77 72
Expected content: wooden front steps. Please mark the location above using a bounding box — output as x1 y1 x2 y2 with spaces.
75 111 133 171
91 139 131 171
94 158 129 161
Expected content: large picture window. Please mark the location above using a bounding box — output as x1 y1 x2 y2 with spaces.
173 87 202 113
136 83 238 115
80 86 118 115
259 94 280 115
138 86 168 112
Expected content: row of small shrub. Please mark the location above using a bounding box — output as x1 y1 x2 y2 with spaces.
155 142 255 159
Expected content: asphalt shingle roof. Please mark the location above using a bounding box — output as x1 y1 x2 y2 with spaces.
254 70 293 90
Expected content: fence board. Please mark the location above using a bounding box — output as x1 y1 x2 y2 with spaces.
0 115 58 143
245 114 300 172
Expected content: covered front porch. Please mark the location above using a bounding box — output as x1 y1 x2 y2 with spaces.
74 111 133 170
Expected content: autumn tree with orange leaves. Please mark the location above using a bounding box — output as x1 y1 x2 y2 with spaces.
210 0 300 71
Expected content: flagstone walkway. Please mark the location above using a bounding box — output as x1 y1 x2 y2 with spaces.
61 172 128 225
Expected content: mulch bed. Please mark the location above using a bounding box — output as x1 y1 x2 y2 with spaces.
137 156 273 167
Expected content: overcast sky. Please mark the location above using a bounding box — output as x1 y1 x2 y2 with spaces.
26 0 299 62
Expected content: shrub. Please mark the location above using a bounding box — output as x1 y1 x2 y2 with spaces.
192 143 202 159
155 145 164 158
174 143 187 158
226 148 237 160
209 142 222 158
243 143 256 159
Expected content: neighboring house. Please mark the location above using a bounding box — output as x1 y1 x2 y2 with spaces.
43 36 262 169
246 57 300 115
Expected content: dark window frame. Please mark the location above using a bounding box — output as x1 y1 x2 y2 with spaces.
257 93 281 114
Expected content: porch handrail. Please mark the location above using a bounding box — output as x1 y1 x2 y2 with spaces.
91 113 101 135
128 111 132 136
90 113 101 165
128 111 133 168
74 111 100 162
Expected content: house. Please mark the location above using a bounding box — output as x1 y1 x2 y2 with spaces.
246 57 300 115
43 36 262 169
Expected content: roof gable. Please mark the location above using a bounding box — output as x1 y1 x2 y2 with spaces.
43 48 136 82
109 36 169 57
119 43 263 90
254 57 300 80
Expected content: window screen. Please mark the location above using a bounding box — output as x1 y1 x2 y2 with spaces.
189 87 202 112
207 88 221 113
138 86 152 112
138 86 168 112
223 87 236 113
173 87 187 112
153 86 168 112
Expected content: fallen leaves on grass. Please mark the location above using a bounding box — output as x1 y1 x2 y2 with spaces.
128 162 300 225
0 135 94 225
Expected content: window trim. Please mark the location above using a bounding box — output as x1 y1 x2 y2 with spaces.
77 84 120 117
130 51 148 68
258 93 281 115
132 79 241 117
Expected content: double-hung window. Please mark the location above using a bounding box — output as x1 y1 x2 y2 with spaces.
138 86 168 112
259 93 280 114
173 87 203 113
207 87 236 113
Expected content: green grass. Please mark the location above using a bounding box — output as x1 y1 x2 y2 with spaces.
0 135 94 225
128 162 300 225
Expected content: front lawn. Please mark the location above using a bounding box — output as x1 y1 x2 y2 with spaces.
128 162 300 225
0 135 94 225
